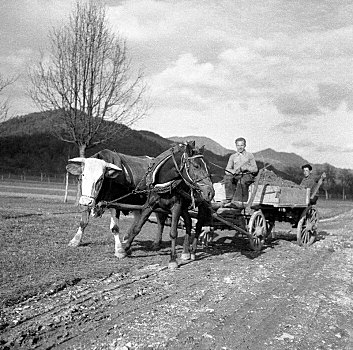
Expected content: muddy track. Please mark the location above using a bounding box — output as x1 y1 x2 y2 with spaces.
1 211 353 349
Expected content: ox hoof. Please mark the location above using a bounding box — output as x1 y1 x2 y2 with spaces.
68 240 80 247
180 253 191 261
152 242 162 251
168 261 179 270
115 249 128 259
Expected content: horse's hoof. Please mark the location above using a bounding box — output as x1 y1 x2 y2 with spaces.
168 261 179 270
115 249 127 259
190 253 196 261
126 249 132 256
180 253 191 261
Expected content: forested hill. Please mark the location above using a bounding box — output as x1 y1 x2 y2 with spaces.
0 112 231 181
0 111 348 194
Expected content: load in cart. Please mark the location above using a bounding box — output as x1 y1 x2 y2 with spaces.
192 168 326 251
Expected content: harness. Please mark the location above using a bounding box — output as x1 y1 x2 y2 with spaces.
97 144 211 210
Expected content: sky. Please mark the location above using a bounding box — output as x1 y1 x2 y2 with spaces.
1 0 353 169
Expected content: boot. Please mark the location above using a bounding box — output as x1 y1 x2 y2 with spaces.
223 174 236 204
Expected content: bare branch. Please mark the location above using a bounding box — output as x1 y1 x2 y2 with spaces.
28 0 149 156
0 74 17 123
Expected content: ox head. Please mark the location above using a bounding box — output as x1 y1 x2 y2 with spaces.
66 157 122 207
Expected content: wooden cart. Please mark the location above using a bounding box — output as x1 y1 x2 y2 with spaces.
193 169 325 251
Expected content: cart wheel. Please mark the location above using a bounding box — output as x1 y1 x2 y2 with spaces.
297 206 318 247
248 210 267 251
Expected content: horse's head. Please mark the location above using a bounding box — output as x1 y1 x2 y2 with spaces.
66 157 122 208
179 141 215 203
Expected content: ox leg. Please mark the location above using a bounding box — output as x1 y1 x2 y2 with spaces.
169 203 182 269
153 212 168 250
180 209 193 261
123 207 153 253
68 208 90 247
192 203 210 257
109 208 126 259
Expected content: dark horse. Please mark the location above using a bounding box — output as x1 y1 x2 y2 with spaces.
122 141 215 269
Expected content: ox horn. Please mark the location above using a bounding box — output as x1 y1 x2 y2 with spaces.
106 162 122 171
68 157 86 163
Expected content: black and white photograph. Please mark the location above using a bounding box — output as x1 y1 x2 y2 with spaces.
1 1 352 349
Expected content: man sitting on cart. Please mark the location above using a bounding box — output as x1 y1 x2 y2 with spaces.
222 137 258 209
300 163 320 205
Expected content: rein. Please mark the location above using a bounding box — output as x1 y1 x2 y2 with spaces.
94 145 211 211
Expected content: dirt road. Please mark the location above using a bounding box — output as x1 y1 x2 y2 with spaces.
1 201 353 349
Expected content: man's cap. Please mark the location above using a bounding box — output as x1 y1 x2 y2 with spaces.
235 137 246 144
301 163 312 171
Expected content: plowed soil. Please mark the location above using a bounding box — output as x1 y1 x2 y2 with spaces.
0 193 352 350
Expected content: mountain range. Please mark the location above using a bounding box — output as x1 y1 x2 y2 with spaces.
0 111 339 184
169 135 309 172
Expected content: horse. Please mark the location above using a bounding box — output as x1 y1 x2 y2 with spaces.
121 141 215 269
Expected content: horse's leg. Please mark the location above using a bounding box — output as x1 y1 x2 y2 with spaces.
123 207 153 253
68 208 90 247
153 211 168 250
180 208 192 261
169 203 182 269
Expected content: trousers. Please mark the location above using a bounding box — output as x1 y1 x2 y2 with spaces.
223 173 255 203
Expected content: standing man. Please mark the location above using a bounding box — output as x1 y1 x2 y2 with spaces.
223 137 258 208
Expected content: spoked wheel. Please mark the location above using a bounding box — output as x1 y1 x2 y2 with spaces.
297 206 319 247
248 210 267 251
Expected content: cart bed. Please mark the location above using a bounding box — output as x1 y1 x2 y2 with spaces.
251 184 310 208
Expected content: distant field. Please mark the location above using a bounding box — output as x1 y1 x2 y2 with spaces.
1 179 352 216
0 179 77 201
317 198 353 219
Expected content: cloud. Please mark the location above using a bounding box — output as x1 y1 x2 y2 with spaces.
318 83 353 111
273 93 321 116
273 120 308 133
107 0 221 42
152 53 217 87
292 140 353 154
219 47 261 63
149 53 230 110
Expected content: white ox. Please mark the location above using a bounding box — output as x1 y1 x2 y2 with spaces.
66 149 151 258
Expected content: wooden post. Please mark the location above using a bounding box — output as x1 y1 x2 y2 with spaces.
64 172 69 203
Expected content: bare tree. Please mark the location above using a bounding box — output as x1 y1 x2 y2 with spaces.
28 1 149 157
339 169 353 200
321 163 336 200
0 74 16 123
